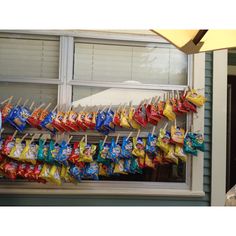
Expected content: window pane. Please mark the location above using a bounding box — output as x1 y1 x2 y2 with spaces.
72 85 187 183
0 82 58 108
73 42 188 85
0 37 59 79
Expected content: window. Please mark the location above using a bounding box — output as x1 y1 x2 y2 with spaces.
0 31 205 196
72 37 190 184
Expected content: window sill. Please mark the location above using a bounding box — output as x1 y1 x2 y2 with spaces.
0 182 205 197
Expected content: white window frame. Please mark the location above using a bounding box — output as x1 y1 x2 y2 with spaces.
0 31 205 197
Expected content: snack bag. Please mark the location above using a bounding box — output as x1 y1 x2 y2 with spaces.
132 137 146 158
121 137 133 159
186 89 206 107
69 164 84 182
177 97 188 113
145 154 155 169
24 164 35 181
33 163 46 183
37 139 49 162
2 135 15 156
49 165 62 185
76 111 87 131
113 109 121 127
20 140 38 165
188 132 205 152
104 109 115 131
52 111 66 132
130 157 142 174
1 103 13 123
61 110 73 132
3 161 18 180
68 142 80 164
146 133 158 158
40 111 57 133
184 134 198 156
55 140 71 166
27 108 43 129
157 100 165 118
133 104 148 128
9 138 25 160
84 111 96 130
113 159 127 174
175 144 187 162
39 163 51 181
95 111 109 135
163 100 176 121
17 163 27 178
182 98 197 113
128 107 141 129
145 103 161 125
153 149 164 165
80 141 96 163
97 141 111 165
45 140 57 164
171 126 185 144
66 110 79 131
60 165 75 183
120 109 130 128
165 145 178 165
124 158 132 173
108 138 121 162
157 129 171 153
83 162 99 180
98 163 108 176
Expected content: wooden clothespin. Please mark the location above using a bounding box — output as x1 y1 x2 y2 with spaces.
80 136 85 143
23 99 29 107
67 136 73 144
151 126 156 136
102 135 108 146
184 129 189 138
136 129 140 140
52 104 59 113
20 133 28 142
126 131 133 141
29 101 35 110
1 96 13 105
174 119 177 128
11 130 18 140
43 103 51 112
107 103 112 112
85 134 88 145
163 122 168 131
115 133 120 144
16 97 22 106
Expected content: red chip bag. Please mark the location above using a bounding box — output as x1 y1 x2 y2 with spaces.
68 142 80 164
3 161 18 180
145 103 161 125
181 93 197 113
76 111 87 131
157 101 165 118
84 112 96 130
66 110 79 131
133 104 148 128
17 163 27 178
52 111 66 132
27 108 43 129
2 135 15 156
24 164 35 180
33 163 46 183
1 103 13 123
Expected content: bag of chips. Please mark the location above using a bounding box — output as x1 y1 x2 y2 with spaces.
95 111 109 135
69 164 84 182
45 140 57 164
98 163 108 176
157 128 171 153
184 134 198 156
124 158 132 173
145 154 155 169
76 111 87 131
108 138 121 162
97 140 111 165
157 100 165 118
1 103 13 123
84 111 96 130
103 109 115 132
20 140 38 165
186 89 206 107
163 100 176 121
146 133 158 158
188 132 205 152
39 163 51 181
165 145 178 165
113 159 127 174
16 163 27 178
113 109 121 127
145 103 161 125
121 136 133 159
133 104 148 128
120 109 130 129
80 141 97 163
37 139 49 162
130 157 142 174
9 138 25 161
128 107 141 129
40 111 57 133
55 140 71 166
2 135 15 156
66 110 79 131
3 161 19 180
175 144 187 162
68 142 80 164
171 126 185 144
132 137 146 158
52 111 66 132
49 165 62 185
27 108 44 129
83 162 99 180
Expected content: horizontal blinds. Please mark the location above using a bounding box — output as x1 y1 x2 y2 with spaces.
0 82 58 108
74 42 187 85
0 37 59 79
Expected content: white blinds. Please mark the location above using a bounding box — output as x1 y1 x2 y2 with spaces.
0 37 59 79
73 42 188 85
0 82 58 107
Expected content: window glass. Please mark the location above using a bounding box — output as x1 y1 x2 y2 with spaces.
73 42 188 85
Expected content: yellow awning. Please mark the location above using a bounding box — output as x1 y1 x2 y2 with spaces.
152 30 236 54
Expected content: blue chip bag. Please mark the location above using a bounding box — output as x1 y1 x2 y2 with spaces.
103 109 115 132
124 158 132 173
40 111 57 133
55 140 70 166
146 133 158 159
188 132 205 152
83 162 99 180
130 157 142 174
7 106 30 132
184 134 198 156
45 140 56 164
95 111 109 135
69 164 84 182
121 137 133 159
108 138 121 162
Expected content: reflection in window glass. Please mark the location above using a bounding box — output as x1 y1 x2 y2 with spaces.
74 42 188 85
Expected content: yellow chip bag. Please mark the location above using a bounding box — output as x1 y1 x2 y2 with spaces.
132 137 146 158
145 154 155 168
39 163 51 181
175 144 187 162
186 89 206 107
20 140 38 165
113 159 127 174
157 129 171 153
98 163 108 176
128 107 141 129
9 138 24 161
80 141 97 163
49 165 62 185
120 109 130 128
171 126 185 144
165 145 178 165
163 100 176 121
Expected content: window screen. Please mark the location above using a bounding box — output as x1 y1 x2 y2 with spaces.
73 42 188 85
0 37 59 79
